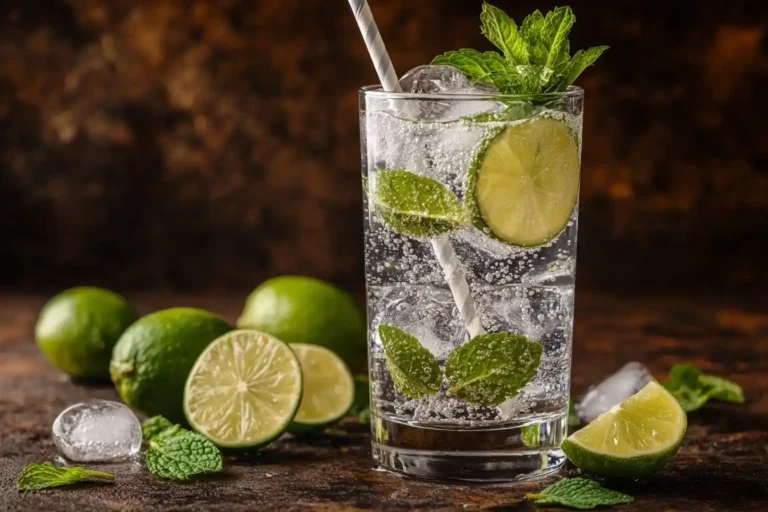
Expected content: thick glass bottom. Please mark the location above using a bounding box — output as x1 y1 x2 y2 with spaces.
371 414 568 483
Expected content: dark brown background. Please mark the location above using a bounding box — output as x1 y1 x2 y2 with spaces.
1 0 766 296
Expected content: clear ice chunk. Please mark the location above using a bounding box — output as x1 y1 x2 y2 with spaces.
397 65 501 120
52 399 142 462
576 362 654 424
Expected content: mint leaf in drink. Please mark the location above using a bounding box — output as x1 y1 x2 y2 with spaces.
521 424 541 448
662 363 745 412
16 462 114 491
432 2 607 94
527 478 633 510
142 415 175 442
445 332 542 405
699 374 745 404
568 398 581 429
479 3 529 64
378 324 442 399
372 170 467 238
145 428 223 480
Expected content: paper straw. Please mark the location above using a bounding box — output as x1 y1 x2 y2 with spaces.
347 0 485 338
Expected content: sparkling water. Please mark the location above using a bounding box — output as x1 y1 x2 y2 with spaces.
52 399 142 462
361 78 583 481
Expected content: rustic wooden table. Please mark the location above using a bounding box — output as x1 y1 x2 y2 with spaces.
1 293 766 511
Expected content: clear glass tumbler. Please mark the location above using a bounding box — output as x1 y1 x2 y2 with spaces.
360 86 584 482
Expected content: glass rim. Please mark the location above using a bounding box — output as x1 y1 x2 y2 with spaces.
359 84 584 101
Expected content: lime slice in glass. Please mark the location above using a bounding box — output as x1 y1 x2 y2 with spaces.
562 381 687 478
288 343 355 434
184 330 303 449
471 117 580 247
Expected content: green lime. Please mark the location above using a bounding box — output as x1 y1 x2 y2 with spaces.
562 381 687 479
35 287 138 380
237 276 367 372
288 343 355 434
184 330 303 449
110 308 231 424
470 116 580 247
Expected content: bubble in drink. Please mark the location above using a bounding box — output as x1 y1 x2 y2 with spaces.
52 399 142 462
576 362 654 424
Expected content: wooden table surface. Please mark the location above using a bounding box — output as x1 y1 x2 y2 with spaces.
1 293 766 511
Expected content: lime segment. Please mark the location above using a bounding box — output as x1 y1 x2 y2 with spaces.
288 343 355 433
562 381 687 478
473 116 580 246
184 330 302 449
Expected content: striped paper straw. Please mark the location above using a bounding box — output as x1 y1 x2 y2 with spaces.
347 0 485 338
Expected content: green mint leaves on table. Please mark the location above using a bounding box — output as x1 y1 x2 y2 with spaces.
432 2 608 94
662 364 744 413
445 333 542 405
16 462 114 491
527 478 633 510
378 325 442 399
142 416 223 480
372 170 467 239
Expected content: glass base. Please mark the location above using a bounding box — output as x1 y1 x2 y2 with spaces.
371 414 568 483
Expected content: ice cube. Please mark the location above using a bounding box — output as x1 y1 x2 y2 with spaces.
52 399 142 462
576 362 654 424
397 65 501 120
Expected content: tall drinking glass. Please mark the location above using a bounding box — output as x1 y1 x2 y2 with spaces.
361 87 584 482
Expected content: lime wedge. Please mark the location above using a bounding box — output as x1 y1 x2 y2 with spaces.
183 330 303 449
470 116 580 247
288 343 355 434
562 381 687 478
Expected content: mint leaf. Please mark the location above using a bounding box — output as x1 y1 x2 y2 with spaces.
378 324 442 399
663 364 745 412
522 10 547 64
699 374 745 404
145 428 223 480
142 415 175 442
548 46 609 92
16 462 114 491
445 332 542 405
431 49 517 90
521 424 541 448
480 2 529 64
372 170 467 238
527 478 633 510
540 7 575 71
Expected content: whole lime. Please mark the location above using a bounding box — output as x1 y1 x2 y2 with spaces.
35 287 138 380
110 308 232 424
237 276 367 371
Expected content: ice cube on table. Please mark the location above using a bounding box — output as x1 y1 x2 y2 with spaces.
52 399 142 462
397 65 501 120
576 362 654 424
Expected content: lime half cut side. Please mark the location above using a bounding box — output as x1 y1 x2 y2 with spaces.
184 329 303 449
562 381 687 479
472 116 580 247
289 343 355 434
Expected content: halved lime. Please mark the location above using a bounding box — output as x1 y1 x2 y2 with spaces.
470 116 580 247
562 381 687 479
183 330 303 449
288 343 355 434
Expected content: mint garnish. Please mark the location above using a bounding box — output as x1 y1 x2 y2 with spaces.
16 462 114 491
372 170 467 238
445 333 542 405
142 416 223 480
662 364 744 412
378 324 442 399
527 478 633 510
432 2 608 94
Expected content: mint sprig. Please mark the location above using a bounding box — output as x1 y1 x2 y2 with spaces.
527 478 633 510
142 416 223 480
662 364 744 412
432 2 608 94
16 462 114 491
